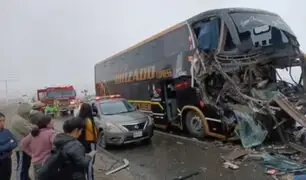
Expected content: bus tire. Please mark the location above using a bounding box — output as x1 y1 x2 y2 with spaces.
184 110 205 138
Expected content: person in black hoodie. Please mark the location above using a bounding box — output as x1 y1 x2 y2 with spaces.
52 117 96 180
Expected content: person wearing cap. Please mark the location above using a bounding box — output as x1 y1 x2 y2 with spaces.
32 101 45 113
10 103 45 180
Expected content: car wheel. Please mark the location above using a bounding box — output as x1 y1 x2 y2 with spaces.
98 131 108 149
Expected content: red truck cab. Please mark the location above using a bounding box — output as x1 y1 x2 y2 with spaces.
37 85 77 116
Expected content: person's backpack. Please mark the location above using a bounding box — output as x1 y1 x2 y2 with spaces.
37 147 69 180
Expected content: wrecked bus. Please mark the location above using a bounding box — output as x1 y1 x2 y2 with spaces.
95 8 306 149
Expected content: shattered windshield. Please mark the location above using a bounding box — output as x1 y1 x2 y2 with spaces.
230 12 294 35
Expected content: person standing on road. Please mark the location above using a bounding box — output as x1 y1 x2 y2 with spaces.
10 102 41 180
32 101 45 114
74 98 84 117
50 117 95 180
20 114 56 180
78 103 98 180
0 112 18 180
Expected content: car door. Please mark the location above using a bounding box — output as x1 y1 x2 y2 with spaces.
91 101 107 130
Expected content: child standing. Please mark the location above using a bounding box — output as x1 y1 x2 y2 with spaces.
0 112 18 180
20 114 56 180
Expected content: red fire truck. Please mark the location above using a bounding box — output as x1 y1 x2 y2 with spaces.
37 85 77 116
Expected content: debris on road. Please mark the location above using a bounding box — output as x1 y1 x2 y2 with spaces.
223 161 239 170
172 171 200 180
260 153 306 173
105 158 129 175
266 169 278 175
95 151 138 179
222 149 248 161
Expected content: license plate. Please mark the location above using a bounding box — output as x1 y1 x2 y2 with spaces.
133 131 143 138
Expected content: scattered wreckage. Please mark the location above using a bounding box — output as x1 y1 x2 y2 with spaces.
189 8 306 151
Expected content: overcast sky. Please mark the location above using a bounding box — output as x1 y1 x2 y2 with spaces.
0 0 305 98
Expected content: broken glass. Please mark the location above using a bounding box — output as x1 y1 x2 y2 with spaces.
197 19 219 51
260 153 306 173
234 110 268 148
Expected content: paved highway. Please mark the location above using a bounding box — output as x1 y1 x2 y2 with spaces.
1 105 272 180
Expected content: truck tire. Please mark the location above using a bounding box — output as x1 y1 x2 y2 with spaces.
185 110 205 138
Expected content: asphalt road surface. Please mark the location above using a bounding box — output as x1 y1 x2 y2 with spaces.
1 105 273 180
55 118 272 180
107 132 272 180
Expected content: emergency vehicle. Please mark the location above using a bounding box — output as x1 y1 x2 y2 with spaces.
37 85 77 116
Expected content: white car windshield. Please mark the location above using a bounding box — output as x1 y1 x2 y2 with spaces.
99 100 135 115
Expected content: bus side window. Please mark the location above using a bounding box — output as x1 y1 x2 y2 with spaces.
163 26 190 57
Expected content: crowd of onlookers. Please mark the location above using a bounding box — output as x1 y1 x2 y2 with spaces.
0 101 98 180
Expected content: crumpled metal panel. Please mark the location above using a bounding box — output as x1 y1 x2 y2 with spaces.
272 93 306 127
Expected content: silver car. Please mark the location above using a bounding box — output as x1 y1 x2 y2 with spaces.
91 96 154 149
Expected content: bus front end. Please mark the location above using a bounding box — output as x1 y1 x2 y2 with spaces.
190 8 306 149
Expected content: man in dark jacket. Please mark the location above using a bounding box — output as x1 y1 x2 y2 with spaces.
53 117 95 180
0 112 18 180
10 102 40 180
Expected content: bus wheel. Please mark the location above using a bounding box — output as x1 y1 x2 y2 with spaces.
185 110 205 138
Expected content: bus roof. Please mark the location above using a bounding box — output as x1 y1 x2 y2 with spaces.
95 7 276 66
98 22 185 64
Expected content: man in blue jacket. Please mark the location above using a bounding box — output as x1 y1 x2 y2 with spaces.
0 112 18 180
